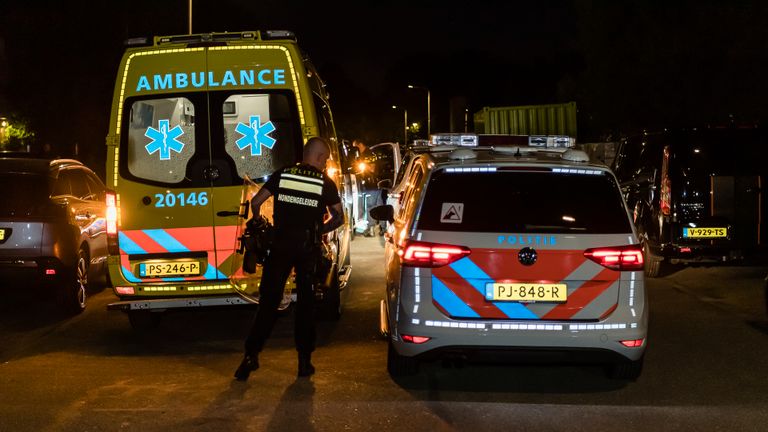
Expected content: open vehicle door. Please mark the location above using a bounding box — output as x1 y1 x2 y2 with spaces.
370 142 402 187
229 176 273 300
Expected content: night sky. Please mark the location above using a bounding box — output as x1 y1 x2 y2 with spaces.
1 0 768 175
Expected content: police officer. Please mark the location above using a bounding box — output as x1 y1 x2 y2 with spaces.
235 136 344 380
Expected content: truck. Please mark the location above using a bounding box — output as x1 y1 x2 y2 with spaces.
473 102 577 138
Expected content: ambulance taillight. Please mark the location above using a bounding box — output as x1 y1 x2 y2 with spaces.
106 191 119 255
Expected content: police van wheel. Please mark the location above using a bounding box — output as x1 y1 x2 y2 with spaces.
318 270 342 321
607 356 644 380
128 310 162 331
61 249 89 315
387 340 419 377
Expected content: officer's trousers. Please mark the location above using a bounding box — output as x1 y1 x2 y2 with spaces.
244 241 317 356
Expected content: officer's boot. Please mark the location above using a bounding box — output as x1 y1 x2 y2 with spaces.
297 352 315 377
234 353 259 381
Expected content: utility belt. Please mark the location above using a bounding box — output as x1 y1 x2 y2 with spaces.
242 220 327 274
273 227 321 250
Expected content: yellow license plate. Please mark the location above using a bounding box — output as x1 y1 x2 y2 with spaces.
486 283 567 303
683 227 727 238
0 229 5 241
139 261 201 277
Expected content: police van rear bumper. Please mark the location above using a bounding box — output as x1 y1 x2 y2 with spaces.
107 294 257 311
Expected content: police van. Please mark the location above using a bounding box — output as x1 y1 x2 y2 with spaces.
104 31 352 328
370 134 647 379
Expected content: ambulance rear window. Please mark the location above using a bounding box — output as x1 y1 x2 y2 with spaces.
220 93 299 181
126 97 196 184
417 170 631 233
121 91 301 186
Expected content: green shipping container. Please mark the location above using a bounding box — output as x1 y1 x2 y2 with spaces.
473 102 577 137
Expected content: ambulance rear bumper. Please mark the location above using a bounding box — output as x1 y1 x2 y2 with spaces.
107 293 257 311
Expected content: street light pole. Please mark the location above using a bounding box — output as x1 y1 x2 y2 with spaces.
392 105 408 145
407 84 430 137
188 0 193 34
405 109 409 145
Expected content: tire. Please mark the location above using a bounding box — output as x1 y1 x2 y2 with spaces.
387 339 419 377
317 269 342 321
61 248 88 314
128 310 163 331
641 233 663 278
607 356 644 380
644 253 662 278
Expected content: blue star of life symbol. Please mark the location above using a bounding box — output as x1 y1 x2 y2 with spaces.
145 119 185 160
235 115 276 156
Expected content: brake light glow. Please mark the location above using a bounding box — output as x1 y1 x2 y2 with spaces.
45 269 56 275
620 338 644 347
583 244 644 271
398 240 471 267
401 334 431 344
106 191 119 255
115 286 135 295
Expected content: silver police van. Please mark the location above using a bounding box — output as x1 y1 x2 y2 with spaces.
370 134 647 380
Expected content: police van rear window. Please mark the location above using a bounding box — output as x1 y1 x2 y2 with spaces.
416 169 631 233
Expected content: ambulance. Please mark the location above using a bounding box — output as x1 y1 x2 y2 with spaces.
104 31 352 328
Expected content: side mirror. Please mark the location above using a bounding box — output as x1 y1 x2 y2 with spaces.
369 204 394 223
377 179 393 190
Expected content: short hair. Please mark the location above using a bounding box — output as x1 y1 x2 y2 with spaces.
304 136 330 160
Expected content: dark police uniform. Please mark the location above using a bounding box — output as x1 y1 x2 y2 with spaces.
244 162 341 357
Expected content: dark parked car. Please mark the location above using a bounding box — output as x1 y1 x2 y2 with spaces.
0 157 108 313
612 127 768 277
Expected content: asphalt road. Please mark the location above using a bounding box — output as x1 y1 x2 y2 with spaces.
1 236 768 432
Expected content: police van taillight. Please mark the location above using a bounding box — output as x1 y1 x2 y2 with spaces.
583 245 644 271
106 190 119 255
398 240 471 268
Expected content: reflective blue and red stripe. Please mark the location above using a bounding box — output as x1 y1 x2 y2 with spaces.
118 226 237 282
430 249 620 320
